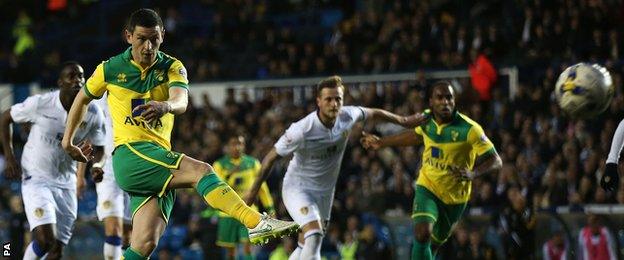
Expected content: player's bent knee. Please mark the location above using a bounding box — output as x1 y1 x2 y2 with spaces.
135 239 158 255
301 220 323 233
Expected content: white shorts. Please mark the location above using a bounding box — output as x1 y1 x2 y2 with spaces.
282 186 334 227
96 162 131 222
22 181 77 245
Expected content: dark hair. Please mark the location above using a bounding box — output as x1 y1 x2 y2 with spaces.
127 8 163 33
316 75 344 97
426 80 453 101
59 61 81 75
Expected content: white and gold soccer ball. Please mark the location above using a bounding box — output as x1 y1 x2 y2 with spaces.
555 63 614 119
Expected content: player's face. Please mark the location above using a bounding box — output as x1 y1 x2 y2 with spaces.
317 87 344 121
227 136 245 158
58 64 85 98
126 25 164 66
429 85 455 121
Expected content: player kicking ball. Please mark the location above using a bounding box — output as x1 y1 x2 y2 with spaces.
1 62 106 260
62 8 297 260
361 81 502 260
246 75 426 259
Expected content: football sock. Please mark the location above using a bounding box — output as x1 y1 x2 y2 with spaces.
23 241 47 260
196 173 261 228
411 239 433 260
300 230 323 260
288 242 304 260
104 235 122 260
122 247 147 260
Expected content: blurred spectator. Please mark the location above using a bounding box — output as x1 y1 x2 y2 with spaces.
468 50 497 102
496 186 536 260
356 224 391 260
269 237 295 260
542 231 568 260
577 214 617 260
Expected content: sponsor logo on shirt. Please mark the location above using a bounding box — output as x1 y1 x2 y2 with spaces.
178 67 187 78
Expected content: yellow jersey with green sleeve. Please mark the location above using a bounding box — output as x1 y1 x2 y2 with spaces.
83 47 188 150
414 110 496 204
213 155 275 217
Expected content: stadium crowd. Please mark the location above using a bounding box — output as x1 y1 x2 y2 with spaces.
0 0 624 259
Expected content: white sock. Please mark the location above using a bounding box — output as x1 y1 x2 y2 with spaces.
300 230 323 260
288 242 304 260
23 241 47 260
103 242 122 260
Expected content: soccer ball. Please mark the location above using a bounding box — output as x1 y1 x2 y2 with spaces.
554 63 614 119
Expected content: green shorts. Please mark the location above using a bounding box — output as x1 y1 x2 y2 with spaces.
216 216 249 247
412 185 467 244
113 141 185 222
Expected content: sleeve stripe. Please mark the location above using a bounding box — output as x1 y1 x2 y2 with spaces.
169 81 189 89
478 147 496 157
83 86 102 99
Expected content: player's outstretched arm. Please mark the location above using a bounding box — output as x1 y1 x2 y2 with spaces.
601 118 624 191
361 130 423 150
363 108 427 128
0 110 20 180
244 148 282 205
62 89 94 162
451 151 502 181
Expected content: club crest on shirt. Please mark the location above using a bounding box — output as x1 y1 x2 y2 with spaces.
117 73 127 83
154 69 164 82
451 130 459 141
34 208 44 218
300 206 309 215
103 200 112 209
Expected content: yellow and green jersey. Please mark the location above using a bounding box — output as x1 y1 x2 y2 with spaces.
84 47 188 150
415 110 496 204
213 155 274 217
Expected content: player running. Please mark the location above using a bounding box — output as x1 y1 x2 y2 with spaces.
1 62 106 260
361 81 502 260
213 134 276 259
245 75 426 259
61 9 297 260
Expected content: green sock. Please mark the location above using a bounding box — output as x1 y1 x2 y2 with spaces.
411 239 433 260
122 247 147 260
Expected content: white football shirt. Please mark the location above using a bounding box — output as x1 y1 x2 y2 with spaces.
11 90 106 188
275 106 367 191
93 94 115 175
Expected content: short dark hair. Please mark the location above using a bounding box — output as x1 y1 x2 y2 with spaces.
127 8 163 33
316 75 344 96
426 80 453 100
59 61 81 75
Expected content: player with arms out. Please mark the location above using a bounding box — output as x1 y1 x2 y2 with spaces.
61 9 297 260
361 81 502 260
245 75 426 259
213 134 276 259
1 62 106 260
88 93 133 260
